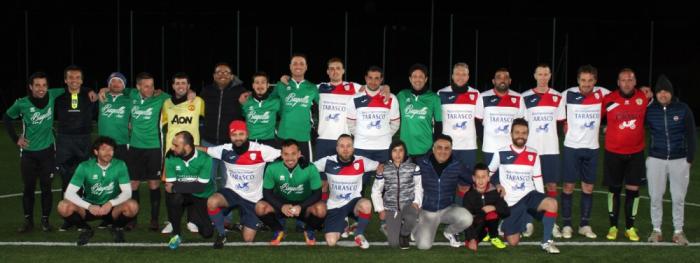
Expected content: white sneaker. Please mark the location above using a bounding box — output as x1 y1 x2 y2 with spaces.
187 222 199 233
410 232 415 242
523 223 534 237
578 225 597 239
341 222 357 238
552 224 562 238
161 221 173 234
498 222 504 237
443 231 461 248
354 234 370 249
541 240 560 254
561 226 573 239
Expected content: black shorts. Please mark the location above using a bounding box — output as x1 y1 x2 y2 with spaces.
603 150 645 187
83 206 115 222
127 147 163 181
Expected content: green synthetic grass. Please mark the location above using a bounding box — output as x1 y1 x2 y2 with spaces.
0 123 698 262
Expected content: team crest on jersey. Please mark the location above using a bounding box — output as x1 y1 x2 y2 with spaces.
510 97 516 104
92 174 98 180
279 175 285 181
286 86 292 90
175 166 182 171
553 96 558 102
469 94 475 101
594 93 600 99
635 98 643 105
528 154 534 162
188 105 195 111
250 153 257 160
673 115 680 121
29 107 36 113
343 84 351 91
353 162 360 170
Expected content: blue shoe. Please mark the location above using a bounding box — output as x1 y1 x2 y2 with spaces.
168 235 181 250
304 229 316 246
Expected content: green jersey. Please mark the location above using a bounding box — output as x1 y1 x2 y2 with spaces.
242 96 280 140
4 88 64 151
98 92 132 145
397 89 443 155
69 158 130 205
128 89 170 149
164 150 215 199
273 80 319 142
263 161 322 202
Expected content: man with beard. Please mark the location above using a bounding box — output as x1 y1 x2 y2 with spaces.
57 136 138 245
199 120 281 248
560 65 610 239
475 68 525 165
437 63 481 166
163 131 215 249
242 72 281 148
488 118 560 254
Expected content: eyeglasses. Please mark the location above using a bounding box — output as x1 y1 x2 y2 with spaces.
215 71 231 75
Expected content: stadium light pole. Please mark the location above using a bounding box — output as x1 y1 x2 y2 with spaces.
236 10 240 77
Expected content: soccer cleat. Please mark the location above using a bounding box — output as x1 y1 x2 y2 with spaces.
399 235 410 250
354 234 370 249
304 229 316 246
624 227 640 242
341 222 357 238
213 233 227 249
523 223 534 237
187 222 199 233
77 228 95 246
561 226 573 239
541 240 560 254
148 220 160 232
466 239 478 252
647 230 663 243
112 227 126 243
490 237 507 249
161 222 173 234
59 221 73 232
18 219 34 233
40 218 53 232
168 235 181 250
443 231 461 248
578 226 597 239
552 224 562 238
672 232 689 246
97 220 111 229
482 233 491 242
606 226 618 240
270 231 285 246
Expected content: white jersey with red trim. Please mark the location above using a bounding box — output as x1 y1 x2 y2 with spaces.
522 88 565 155
206 142 281 203
347 91 400 150
437 86 480 150
313 155 379 209
562 86 610 149
488 145 543 206
476 89 526 153
317 81 362 140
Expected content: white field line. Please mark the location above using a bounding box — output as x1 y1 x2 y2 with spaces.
0 241 697 247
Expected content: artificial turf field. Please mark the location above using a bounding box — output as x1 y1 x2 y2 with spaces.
0 123 698 262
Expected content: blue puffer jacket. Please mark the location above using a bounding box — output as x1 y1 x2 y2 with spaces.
417 154 471 212
645 99 696 163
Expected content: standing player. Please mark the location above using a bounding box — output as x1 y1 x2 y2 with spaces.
272 54 319 160
438 63 480 166
489 118 560 254
127 72 171 231
520 64 565 238
242 72 281 148
98 72 131 162
560 65 610 239
57 136 138 245
475 68 525 164
603 68 648 241
397 64 442 158
4 72 65 232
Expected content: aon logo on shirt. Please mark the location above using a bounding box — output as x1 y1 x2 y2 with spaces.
171 115 193 124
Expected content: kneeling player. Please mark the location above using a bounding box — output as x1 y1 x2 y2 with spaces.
256 139 326 246
57 136 138 245
489 118 559 254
